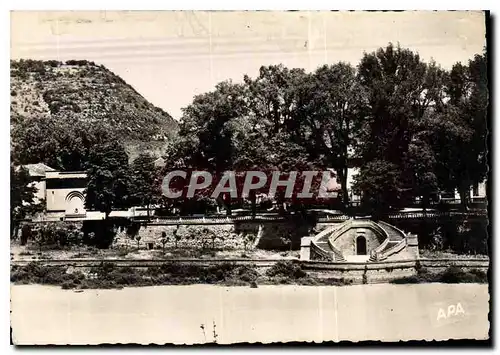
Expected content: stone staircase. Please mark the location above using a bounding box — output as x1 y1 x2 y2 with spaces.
378 222 404 241
307 219 408 263
311 234 346 262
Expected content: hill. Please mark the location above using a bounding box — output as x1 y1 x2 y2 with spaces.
10 59 178 160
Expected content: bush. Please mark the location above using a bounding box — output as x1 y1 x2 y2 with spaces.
390 266 488 284
235 265 259 282
266 261 306 279
10 262 81 286
439 266 487 283
391 276 420 284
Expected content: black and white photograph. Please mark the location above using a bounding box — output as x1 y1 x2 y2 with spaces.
8 9 490 345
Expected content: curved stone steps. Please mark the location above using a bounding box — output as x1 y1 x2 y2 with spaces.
314 240 346 262
378 222 404 241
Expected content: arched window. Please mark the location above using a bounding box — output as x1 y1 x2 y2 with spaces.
356 236 367 255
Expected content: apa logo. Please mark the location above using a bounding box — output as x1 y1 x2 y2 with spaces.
436 302 465 321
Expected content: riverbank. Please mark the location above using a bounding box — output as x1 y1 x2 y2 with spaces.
10 260 488 290
11 283 490 344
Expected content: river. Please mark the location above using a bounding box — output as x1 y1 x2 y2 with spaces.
11 283 489 344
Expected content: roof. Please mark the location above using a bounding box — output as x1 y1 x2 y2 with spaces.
21 163 56 177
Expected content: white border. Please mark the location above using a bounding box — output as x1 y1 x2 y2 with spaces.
2 2 497 353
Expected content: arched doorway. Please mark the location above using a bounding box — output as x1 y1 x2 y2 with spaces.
65 191 86 216
356 236 367 255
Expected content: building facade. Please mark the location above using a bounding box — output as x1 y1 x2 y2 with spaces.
22 164 105 221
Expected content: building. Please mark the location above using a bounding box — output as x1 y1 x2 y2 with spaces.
21 164 105 222
45 171 88 218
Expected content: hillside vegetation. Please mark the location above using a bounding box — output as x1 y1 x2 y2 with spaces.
10 59 178 160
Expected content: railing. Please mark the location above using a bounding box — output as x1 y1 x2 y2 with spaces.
377 220 406 241
326 219 354 250
376 239 407 261
330 244 347 262
370 238 390 262
310 240 334 261
312 220 347 242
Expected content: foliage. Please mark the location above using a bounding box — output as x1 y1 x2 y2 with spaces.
354 43 448 212
10 45 488 218
265 260 306 278
10 165 45 237
426 53 488 210
85 142 132 216
391 266 488 284
129 153 161 217
11 116 117 171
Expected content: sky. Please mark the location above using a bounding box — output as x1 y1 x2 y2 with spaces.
10 11 487 120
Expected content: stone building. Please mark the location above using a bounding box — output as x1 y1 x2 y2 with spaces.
21 163 105 221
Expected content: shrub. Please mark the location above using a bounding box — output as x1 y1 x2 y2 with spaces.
390 266 488 284
391 276 420 284
440 266 468 283
10 90 17 96
235 265 258 282
469 268 488 282
10 262 79 286
266 261 306 279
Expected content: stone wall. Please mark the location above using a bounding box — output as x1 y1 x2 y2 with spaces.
332 228 382 256
113 224 252 250
112 220 315 251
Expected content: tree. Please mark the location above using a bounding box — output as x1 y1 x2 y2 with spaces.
287 63 365 208
243 66 324 213
403 134 439 210
129 153 160 220
160 231 168 253
427 53 488 210
85 142 132 217
352 160 402 217
354 43 446 213
85 142 132 248
243 233 256 251
169 80 249 215
11 116 116 171
173 225 181 248
10 164 44 238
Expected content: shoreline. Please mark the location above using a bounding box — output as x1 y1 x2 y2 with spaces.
11 260 488 290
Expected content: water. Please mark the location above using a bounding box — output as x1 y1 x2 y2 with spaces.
11 283 489 344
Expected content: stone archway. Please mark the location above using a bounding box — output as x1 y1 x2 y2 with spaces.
356 236 367 255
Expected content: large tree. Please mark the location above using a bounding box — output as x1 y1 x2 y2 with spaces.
426 53 488 210
11 116 116 171
284 63 365 208
354 43 446 213
10 164 44 238
166 81 249 215
129 152 161 219
85 142 132 217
